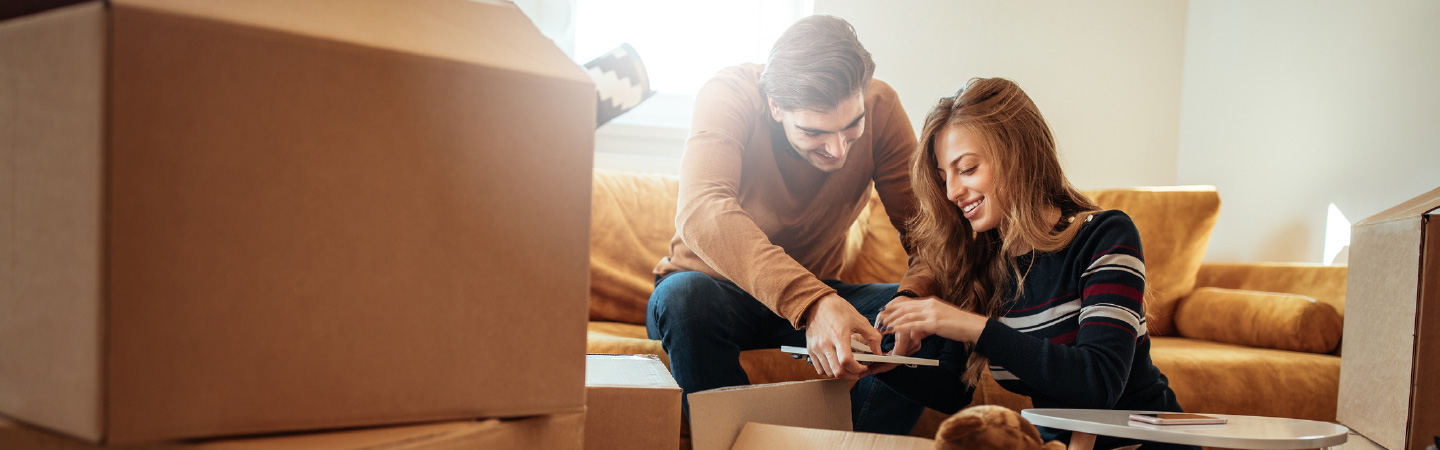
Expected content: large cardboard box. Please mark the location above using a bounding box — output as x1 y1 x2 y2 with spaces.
584 355 682 450
0 410 586 449
1338 187 1440 450
0 0 594 444
731 423 935 450
687 379 852 450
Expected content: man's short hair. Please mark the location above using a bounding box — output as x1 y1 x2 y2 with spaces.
759 15 876 112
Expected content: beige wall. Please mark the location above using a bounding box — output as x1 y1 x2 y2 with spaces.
1178 0 1440 262
814 0 1190 190
569 1 1440 263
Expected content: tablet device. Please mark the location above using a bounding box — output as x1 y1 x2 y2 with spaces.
779 346 940 367
1127 413 1227 425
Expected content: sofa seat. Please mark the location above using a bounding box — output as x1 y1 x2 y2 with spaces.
1150 336 1340 422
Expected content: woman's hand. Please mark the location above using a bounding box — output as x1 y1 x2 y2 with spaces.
875 296 988 344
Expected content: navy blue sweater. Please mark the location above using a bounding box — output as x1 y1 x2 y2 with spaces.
976 210 1180 412
876 210 1186 446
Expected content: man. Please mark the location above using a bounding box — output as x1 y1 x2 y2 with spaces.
646 15 937 433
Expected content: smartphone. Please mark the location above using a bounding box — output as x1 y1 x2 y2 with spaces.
1127 413 1227 425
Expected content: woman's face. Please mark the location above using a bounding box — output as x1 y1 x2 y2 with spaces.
934 125 1001 233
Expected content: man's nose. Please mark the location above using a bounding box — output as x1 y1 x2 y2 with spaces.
826 135 848 159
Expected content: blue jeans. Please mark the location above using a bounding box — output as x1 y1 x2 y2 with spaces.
646 271 924 435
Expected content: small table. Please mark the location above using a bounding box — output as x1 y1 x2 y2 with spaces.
1021 409 1349 450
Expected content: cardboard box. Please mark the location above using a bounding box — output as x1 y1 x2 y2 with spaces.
687 379 852 450
584 355 682 450
1338 187 1440 450
0 410 585 449
731 423 934 450
0 0 594 444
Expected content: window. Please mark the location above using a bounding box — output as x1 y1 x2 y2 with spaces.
574 0 813 129
514 0 811 172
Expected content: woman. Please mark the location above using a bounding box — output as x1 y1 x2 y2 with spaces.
870 78 1193 449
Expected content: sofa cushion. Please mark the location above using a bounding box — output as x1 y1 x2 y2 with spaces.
1174 287 1342 354
840 189 910 285
1150 336 1339 422
589 170 680 324
1195 263 1348 319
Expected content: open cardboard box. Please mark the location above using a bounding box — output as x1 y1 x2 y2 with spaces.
687 379 939 450
0 411 585 450
1338 187 1440 449
731 423 934 450
585 355 683 450
0 0 594 444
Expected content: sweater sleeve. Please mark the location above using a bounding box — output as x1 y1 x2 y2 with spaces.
973 213 1148 408
674 70 836 329
865 81 938 297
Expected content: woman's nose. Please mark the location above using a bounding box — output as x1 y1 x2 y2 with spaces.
947 180 965 203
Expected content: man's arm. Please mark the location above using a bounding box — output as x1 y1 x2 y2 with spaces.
676 71 878 378
675 72 836 328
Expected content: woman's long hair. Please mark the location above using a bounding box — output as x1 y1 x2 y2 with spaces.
908 78 1099 387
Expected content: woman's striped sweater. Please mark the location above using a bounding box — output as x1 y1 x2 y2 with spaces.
873 210 1190 448
974 210 1181 412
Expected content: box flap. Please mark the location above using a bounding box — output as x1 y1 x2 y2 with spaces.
0 1 106 442
111 0 589 85
731 423 934 450
585 354 680 389
688 380 852 450
1407 217 1440 450
1355 186 1440 226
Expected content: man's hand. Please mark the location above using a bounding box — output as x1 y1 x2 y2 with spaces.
857 294 933 377
802 294 881 381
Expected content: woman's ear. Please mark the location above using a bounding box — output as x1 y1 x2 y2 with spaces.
767 96 784 123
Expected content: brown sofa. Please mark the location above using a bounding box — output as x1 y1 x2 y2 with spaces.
584 169 1347 439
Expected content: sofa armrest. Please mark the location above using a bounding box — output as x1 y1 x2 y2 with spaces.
1195 263 1347 319
1174 287 1342 354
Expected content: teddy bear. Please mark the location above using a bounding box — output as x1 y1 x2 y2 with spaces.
934 405 1067 450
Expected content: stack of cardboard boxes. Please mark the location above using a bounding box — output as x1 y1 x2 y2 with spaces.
0 0 599 447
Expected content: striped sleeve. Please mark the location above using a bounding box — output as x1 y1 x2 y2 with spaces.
974 212 1147 409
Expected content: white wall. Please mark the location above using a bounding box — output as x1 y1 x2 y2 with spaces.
1178 1 1440 263
814 0 1190 190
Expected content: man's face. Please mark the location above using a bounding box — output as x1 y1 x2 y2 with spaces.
769 93 866 173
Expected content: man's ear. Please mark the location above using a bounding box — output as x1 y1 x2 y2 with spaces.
767 95 784 123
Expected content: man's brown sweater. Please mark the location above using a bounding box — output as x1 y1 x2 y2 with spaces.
654 63 936 329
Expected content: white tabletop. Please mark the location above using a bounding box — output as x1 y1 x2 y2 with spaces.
1021 409 1349 449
